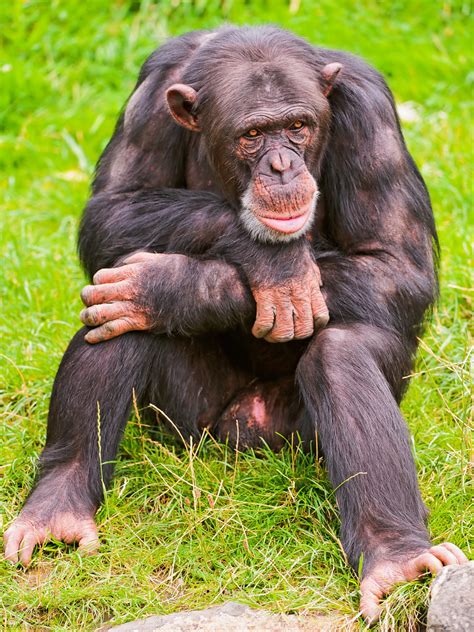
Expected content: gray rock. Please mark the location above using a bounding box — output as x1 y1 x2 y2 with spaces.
427 561 474 632
107 601 341 631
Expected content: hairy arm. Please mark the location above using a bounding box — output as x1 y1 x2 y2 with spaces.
78 189 254 342
79 188 327 343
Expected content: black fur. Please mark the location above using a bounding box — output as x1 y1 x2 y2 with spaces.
24 26 438 574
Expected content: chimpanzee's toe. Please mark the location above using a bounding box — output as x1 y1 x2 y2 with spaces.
3 513 99 566
359 543 468 623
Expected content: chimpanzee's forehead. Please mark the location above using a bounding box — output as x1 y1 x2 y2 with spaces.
206 59 325 131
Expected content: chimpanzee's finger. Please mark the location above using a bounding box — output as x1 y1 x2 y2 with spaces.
359 591 382 625
19 531 43 566
359 574 386 625
84 318 138 344
252 301 276 338
92 264 140 285
77 524 100 556
439 542 468 564
81 281 133 307
80 301 132 327
407 552 444 579
265 299 294 343
292 299 314 339
4 524 26 564
311 286 329 330
428 545 460 567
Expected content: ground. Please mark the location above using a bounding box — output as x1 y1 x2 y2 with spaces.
0 1 472 630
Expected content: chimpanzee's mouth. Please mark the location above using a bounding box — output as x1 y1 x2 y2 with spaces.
258 211 310 234
241 188 318 243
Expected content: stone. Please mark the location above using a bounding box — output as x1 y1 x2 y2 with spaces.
107 601 342 631
427 561 474 632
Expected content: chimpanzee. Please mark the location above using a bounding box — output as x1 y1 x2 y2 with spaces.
4 26 467 621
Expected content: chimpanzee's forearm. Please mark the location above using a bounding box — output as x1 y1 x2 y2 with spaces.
79 187 315 279
79 188 260 336
139 255 255 336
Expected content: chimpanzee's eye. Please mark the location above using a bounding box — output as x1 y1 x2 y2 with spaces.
289 120 305 131
243 129 261 139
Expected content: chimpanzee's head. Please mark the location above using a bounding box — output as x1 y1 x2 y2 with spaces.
166 28 342 243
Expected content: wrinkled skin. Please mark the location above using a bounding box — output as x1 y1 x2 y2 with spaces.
251 259 328 342
80 251 329 344
80 252 169 343
360 543 468 622
4 513 98 566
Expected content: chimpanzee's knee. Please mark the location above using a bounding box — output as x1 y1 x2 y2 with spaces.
63 326 155 368
297 324 410 401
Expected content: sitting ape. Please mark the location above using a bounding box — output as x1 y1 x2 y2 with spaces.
4 27 467 621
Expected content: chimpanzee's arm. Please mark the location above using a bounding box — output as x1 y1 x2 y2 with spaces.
79 189 239 274
79 187 326 343
78 189 257 340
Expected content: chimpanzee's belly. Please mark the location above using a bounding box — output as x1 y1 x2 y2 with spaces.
222 332 310 380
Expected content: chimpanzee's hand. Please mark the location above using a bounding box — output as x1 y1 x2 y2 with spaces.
80 252 181 343
246 247 329 343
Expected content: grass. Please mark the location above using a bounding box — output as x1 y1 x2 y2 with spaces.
0 0 472 630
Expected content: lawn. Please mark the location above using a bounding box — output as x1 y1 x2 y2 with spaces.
0 1 472 630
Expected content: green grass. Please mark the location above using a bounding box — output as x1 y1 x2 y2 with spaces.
0 1 472 630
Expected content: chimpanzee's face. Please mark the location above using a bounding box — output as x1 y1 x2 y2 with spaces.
166 59 338 242
230 105 321 242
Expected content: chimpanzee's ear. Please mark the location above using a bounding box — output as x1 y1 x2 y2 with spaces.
166 84 200 132
321 63 343 97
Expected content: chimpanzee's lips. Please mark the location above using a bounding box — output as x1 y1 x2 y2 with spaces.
258 208 311 234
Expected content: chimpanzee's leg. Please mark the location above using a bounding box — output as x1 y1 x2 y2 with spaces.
4 329 250 564
296 323 468 621
4 328 156 564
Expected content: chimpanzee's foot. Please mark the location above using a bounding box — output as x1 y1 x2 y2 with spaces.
4 511 98 566
360 542 468 623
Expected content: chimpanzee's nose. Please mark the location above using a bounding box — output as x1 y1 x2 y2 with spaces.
269 150 292 173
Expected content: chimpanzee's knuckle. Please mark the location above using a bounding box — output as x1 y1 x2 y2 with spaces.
92 269 106 285
257 313 275 327
94 307 107 325
252 322 272 338
102 322 116 335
